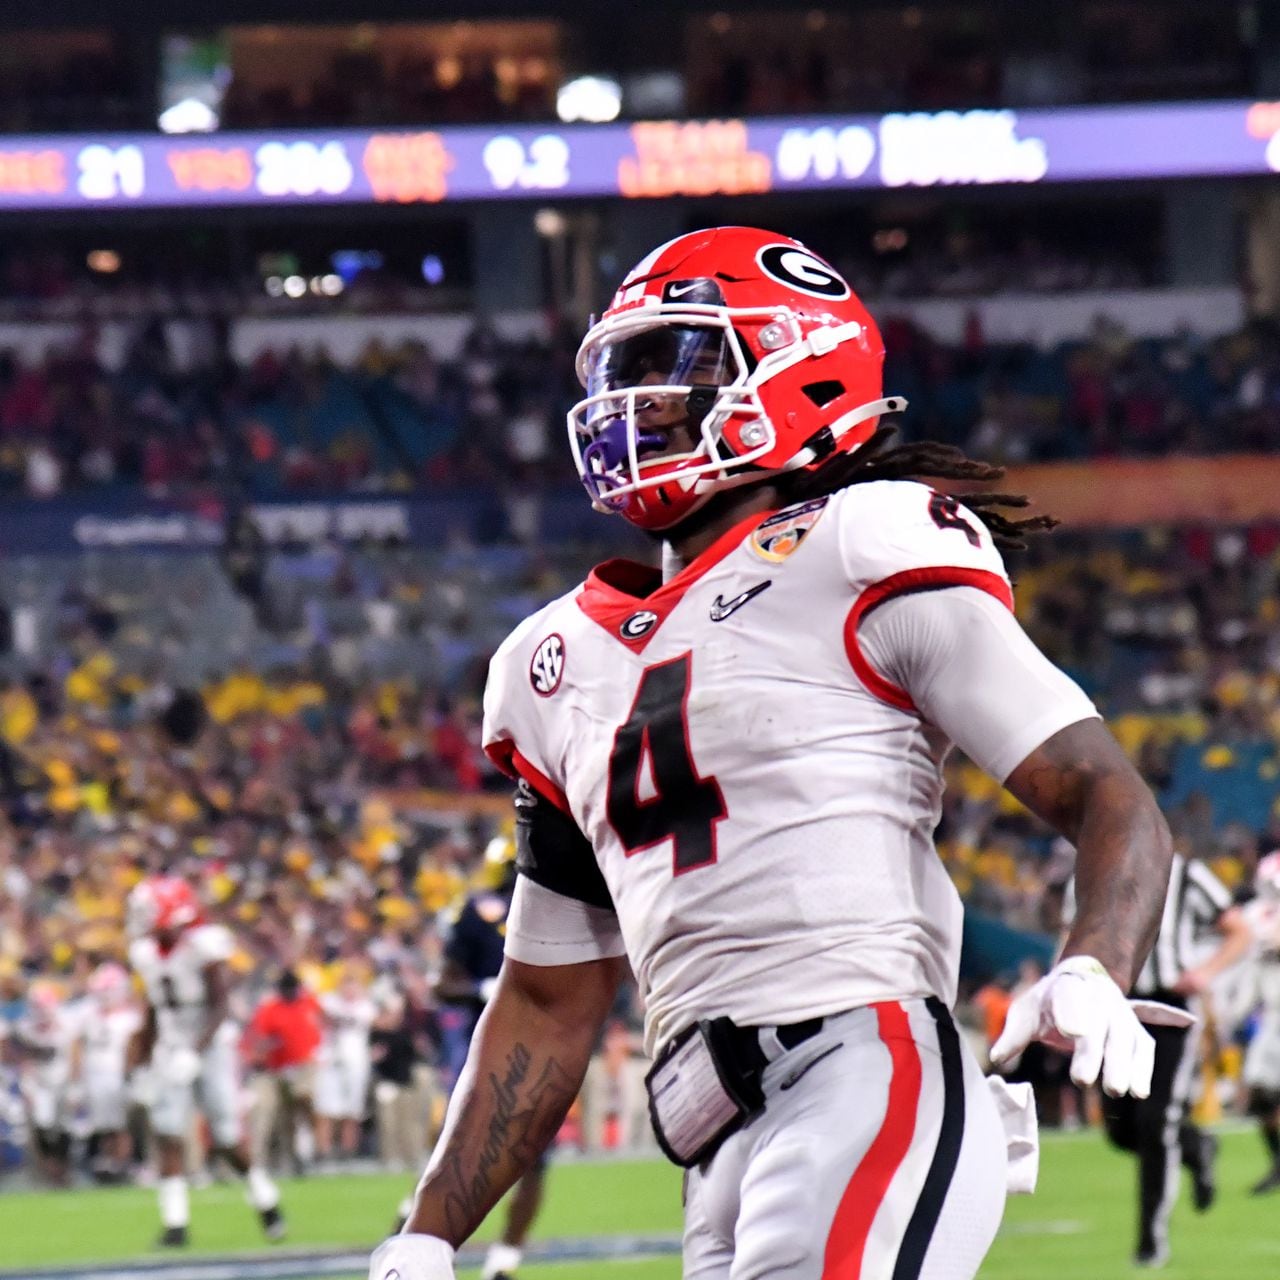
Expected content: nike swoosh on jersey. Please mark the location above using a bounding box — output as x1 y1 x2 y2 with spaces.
709 580 772 621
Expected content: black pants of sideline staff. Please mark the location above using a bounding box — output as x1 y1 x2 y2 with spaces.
1102 1020 1214 1263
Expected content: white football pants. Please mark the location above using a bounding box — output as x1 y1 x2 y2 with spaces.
682 998 1006 1280
151 1038 242 1149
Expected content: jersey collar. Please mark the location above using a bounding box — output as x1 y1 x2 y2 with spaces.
576 506 776 653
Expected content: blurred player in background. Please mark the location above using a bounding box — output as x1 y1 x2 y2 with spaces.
71 962 142 1182
1239 850 1280 1194
1084 850 1251 1265
315 968 377 1163
127 875 285 1247
244 969 322 1176
13 979 75 1184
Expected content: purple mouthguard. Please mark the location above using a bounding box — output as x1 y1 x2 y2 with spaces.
581 417 665 504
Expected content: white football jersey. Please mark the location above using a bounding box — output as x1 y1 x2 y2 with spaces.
16 1008 75 1088
78 1004 143 1080
319 992 377 1062
1243 898 1280 1011
129 923 235 1046
484 481 1092 1053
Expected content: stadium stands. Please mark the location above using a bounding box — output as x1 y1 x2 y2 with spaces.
0 314 1278 504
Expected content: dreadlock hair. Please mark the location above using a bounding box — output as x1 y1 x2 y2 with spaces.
776 424 1059 553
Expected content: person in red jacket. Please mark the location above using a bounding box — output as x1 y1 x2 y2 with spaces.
244 971 323 1174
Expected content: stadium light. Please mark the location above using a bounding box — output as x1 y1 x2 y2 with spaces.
157 97 219 134
534 208 567 237
556 75 622 124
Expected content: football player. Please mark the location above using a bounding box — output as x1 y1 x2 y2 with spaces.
1240 851 1280 1194
371 227 1186 1280
126 875 285 1247
315 968 378 1163
71 962 143 1182
14 979 76 1185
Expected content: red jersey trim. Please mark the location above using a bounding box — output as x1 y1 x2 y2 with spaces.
575 506 778 653
842 566 1014 713
483 739 572 814
822 1001 922 1279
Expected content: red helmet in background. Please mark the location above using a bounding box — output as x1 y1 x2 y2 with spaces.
127 875 202 938
88 961 130 1007
568 226 905 532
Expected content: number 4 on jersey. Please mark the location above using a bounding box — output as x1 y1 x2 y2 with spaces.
606 653 726 875
928 491 981 547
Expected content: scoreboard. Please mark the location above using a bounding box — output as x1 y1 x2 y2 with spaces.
0 100 1275 210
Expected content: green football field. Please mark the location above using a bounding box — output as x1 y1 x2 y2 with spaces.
1 1128 1278 1279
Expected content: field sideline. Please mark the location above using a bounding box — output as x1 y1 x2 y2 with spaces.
1 1128 1277 1280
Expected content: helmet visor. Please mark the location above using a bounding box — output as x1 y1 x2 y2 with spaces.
584 324 731 409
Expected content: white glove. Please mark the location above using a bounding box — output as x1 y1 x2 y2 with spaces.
161 1046 203 1088
369 1233 456 1280
990 955 1195 1099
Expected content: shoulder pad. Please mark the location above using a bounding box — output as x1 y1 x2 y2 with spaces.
832 481 1011 601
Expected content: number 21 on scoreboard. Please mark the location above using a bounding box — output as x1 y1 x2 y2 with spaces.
77 145 145 200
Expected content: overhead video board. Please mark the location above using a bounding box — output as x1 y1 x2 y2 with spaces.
0 100 1274 210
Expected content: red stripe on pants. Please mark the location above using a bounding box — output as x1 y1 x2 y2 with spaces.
821 1002 923 1279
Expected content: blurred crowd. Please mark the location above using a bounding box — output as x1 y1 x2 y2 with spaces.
0 322 581 500
2 314 1280 502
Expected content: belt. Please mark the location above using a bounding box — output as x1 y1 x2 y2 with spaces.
718 1015 826 1072
776 1017 826 1050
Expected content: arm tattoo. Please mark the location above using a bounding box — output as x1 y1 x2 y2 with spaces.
433 1044 578 1240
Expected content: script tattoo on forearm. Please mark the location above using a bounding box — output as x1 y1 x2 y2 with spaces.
436 1043 578 1239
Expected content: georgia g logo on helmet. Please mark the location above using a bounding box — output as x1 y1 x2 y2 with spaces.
756 244 851 299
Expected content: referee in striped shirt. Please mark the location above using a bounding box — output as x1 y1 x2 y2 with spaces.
1088 848 1252 1266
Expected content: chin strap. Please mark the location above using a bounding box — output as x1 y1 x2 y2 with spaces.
780 395 910 470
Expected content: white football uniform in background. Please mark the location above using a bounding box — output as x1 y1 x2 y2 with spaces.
17 1007 76 1133
130 923 241 1146
315 991 377 1120
76 1002 144 1132
1241 899 1280 1093
483 481 1096 1278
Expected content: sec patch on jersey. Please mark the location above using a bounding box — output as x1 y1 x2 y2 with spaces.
529 633 565 696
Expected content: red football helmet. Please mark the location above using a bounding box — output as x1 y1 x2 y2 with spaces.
88 961 130 1007
568 226 905 531
127 875 201 938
